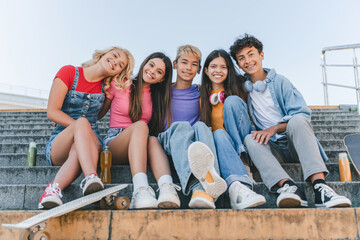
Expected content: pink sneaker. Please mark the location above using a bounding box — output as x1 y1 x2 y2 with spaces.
38 182 63 209
80 173 104 195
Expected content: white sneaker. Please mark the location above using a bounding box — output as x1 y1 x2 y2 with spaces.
130 186 158 209
157 183 181 209
39 183 63 209
314 183 352 208
188 142 227 198
80 173 104 196
276 183 308 208
229 181 266 210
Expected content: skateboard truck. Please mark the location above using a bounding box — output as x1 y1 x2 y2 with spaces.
20 221 50 240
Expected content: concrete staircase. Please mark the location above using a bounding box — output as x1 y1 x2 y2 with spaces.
1 108 360 239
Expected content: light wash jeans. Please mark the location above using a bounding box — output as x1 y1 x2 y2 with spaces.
244 114 329 192
213 96 253 189
157 121 220 195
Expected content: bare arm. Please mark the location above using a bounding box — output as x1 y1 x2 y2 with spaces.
47 78 75 127
98 97 112 120
252 122 288 145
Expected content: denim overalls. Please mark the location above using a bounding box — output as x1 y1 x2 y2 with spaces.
45 67 105 165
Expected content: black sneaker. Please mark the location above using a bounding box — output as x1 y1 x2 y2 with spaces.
276 183 308 208
314 183 352 208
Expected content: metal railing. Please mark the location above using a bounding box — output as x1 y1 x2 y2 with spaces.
0 83 49 99
321 44 360 114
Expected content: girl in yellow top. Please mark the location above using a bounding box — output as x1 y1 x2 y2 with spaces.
199 49 266 209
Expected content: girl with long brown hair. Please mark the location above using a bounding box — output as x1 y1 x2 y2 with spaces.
99 52 180 209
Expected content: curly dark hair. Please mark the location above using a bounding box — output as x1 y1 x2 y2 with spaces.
230 34 263 61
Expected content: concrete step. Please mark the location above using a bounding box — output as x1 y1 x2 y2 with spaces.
318 139 345 150
311 115 360 121
314 131 359 140
311 112 358 116
0 181 357 210
0 117 110 124
0 153 48 166
313 125 360 132
0 163 358 184
311 120 360 126
1 208 359 240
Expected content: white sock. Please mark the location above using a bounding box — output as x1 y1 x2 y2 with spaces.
132 172 149 191
158 174 173 187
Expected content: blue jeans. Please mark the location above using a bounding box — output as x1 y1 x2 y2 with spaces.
213 96 253 188
223 96 253 159
157 121 220 195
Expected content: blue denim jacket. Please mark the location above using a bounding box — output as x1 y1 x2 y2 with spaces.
246 68 328 162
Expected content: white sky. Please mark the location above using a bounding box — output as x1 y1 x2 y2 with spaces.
1 0 360 105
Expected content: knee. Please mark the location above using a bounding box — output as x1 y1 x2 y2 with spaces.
224 96 246 110
133 121 149 135
213 129 226 140
287 115 309 132
172 121 191 130
193 121 207 130
148 136 159 146
244 134 256 148
73 117 91 130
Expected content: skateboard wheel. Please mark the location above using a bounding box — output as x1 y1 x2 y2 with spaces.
114 197 130 210
19 230 31 240
30 231 50 240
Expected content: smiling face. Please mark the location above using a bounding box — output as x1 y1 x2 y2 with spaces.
100 49 128 76
173 53 200 83
142 58 166 88
205 56 228 90
235 46 264 77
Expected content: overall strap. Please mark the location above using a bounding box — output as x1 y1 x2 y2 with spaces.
70 67 80 91
101 81 105 94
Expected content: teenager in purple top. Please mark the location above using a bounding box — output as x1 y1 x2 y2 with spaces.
149 45 227 209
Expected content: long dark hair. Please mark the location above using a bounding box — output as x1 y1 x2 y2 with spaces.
200 49 246 127
129 52 172 136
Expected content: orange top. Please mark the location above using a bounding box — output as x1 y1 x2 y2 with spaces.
210 89 226 133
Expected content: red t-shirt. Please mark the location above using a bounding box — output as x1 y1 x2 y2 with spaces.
55 65 103 93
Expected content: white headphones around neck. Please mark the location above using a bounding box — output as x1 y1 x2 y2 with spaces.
209 91 225 105
244 80 268 93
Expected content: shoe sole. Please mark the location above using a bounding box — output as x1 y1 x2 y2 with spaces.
158 201 180 209
315 198 352 208
188 197 215 209
242 198 267 209
84 183 104 196
278 198 308 208
40 201 61 209
188 142 227 198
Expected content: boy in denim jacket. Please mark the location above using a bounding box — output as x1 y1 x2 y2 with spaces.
229 34 351 208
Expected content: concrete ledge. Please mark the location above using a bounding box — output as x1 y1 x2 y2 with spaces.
0 109 47 112
0 208 358 239
309 105 340 109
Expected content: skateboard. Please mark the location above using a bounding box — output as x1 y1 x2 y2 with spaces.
344 134 360 175
2 184 130 240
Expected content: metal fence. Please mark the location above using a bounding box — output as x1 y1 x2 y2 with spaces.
0 83 49 99
321 44 360 114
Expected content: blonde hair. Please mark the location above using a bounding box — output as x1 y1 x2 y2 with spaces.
82 46 135 94
175 45 202 65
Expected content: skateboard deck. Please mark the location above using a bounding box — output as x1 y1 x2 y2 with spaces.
2 184 128 231
344 134 360 175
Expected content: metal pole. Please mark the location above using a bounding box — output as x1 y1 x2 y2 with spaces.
353 49 360 115
321 52 329 105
